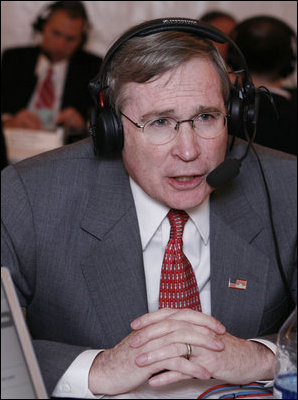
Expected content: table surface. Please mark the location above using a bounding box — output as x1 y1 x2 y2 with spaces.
103 379 274 399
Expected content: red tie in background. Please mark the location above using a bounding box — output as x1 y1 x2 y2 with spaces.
35 67 55 109
159 209 202 311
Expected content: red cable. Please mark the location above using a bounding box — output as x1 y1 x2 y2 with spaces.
197 383 240 398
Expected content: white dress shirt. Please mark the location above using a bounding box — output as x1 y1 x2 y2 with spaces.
27 54 68 129
130 177 211 315
52 177 275 398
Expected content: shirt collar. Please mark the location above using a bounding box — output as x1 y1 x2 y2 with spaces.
35 53 68 76
129 177 210 250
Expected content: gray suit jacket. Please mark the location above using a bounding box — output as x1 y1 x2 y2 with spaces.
1 137 297 394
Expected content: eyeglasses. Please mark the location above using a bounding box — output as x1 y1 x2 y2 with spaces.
120 110 228 145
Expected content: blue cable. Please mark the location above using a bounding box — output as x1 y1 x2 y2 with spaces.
199 386 241 398
198 383 273 399
220 390 272 398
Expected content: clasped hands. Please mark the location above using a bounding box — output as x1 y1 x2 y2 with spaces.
88 308 274 396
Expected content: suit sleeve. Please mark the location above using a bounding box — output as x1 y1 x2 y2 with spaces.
1 165 91 395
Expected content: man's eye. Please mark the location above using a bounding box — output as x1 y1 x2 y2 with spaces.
199 113 215 122
149 118 170 128
52 30 62 38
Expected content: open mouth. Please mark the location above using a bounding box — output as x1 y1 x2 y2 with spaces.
174 176 197 182
169 174 204 188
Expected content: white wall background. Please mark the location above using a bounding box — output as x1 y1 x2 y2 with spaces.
1 1 297 84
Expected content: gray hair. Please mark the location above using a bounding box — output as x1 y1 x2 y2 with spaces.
102 31 231 114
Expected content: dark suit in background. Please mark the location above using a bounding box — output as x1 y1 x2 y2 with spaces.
228 16 297 156
254 90 297 155
1 46 102 123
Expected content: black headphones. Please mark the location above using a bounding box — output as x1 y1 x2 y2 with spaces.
32 1 89 47
89 17 260 187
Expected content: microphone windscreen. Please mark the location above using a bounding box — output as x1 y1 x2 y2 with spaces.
206 158 241 188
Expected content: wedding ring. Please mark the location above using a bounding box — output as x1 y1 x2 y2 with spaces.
185 343 192 360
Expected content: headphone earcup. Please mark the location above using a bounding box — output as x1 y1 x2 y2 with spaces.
91 108 124 156
228 82 260 141
32 16 46 32
227 86 244 137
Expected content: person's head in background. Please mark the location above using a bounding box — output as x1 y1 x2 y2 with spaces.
199 10 237 61
227 16 297 89
32 1 90 63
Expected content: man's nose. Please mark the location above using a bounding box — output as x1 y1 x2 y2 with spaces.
172 122 200 161
54 36 68 50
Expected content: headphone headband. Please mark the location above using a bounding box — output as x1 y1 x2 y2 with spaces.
89 17 250 101
123 18 227 41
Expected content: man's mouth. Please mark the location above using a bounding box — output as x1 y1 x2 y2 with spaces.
168 174 204 189
174 176 197 182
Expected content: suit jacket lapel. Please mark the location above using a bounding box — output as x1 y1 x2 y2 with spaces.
80 159 148 346
79 156 271 341
210 183 270 338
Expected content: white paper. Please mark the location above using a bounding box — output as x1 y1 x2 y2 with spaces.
3 127 64 164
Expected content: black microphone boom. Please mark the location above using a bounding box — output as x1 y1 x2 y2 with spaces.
206 158 241 188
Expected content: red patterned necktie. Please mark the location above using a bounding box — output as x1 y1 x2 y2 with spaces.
159 209 202 311
35 67 55 109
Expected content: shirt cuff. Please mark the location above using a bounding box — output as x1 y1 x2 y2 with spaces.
248 338 277 387
51 349 105 398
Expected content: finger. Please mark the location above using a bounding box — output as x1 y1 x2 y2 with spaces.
149 356 212 383
131 308 225 334
16 111 41 129
133 325 224 352
149 370 193 386
131 309 179 329
136 342 188 366
169 309 225 335
135 333 223 367
55 112 67 125
130 318 225 349
22 115 41 129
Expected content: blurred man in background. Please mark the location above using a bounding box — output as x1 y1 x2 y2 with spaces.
1 1 102 134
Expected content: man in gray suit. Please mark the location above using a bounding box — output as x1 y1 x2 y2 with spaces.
1 18 296 398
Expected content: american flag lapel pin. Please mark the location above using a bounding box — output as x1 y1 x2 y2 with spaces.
228 278 247 290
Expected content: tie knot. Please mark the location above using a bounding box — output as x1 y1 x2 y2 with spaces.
168 209 189 240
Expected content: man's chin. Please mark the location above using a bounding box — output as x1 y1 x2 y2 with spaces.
52 55 67 62
45 51 67 63
164 190 210 210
